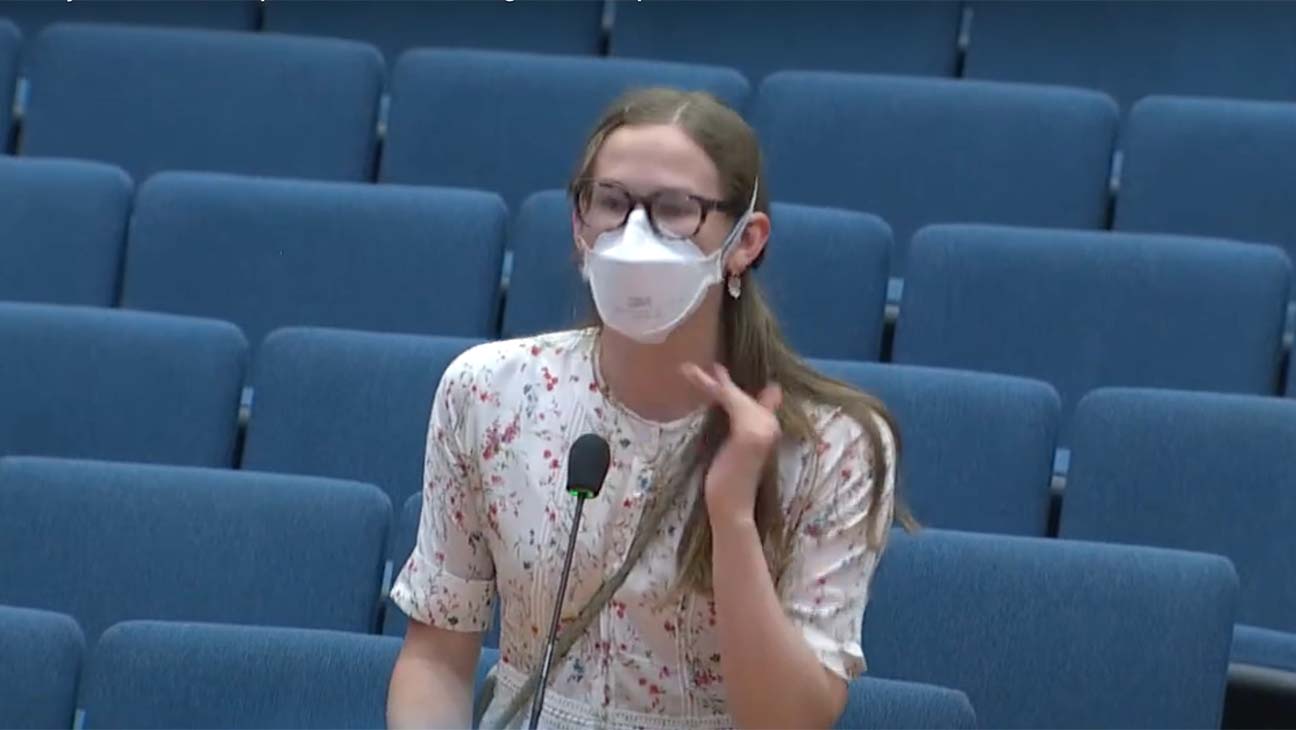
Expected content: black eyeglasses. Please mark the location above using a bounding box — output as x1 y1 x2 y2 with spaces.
571 179 744 240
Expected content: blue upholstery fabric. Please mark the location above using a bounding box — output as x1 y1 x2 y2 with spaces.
78 621 400 730
0 157 131 306
123 173 507 350
0 1 257 38
1062 390 1296 636
386 492 502 649
609 0 961 81
964 1 1296 111
0 457 391 642
264 0 604 68
22 24 382 182
0 303 246 467
865 529 1239 728
835 676 976 729
751 73 1117 273
1234 625 1296 673
502 192 892 360
1115 96 1296 273
810 360 1060 535
242 328 485 509
0 19 18 144
0 605 83 730
892 225 1292 433
381 49 750 211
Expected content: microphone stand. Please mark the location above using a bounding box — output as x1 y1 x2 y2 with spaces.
528 494 589 730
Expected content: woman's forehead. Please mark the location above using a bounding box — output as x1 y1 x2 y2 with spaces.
591 124 722 199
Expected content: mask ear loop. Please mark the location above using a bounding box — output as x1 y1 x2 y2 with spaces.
717 179 761 283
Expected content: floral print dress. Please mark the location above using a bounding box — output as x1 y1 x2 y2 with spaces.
391 328 897 729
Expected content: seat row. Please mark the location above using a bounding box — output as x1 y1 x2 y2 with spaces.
3 0 1295 108
0 456 1245 729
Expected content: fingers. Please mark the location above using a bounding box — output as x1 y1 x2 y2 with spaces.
680 362 781 415
757 383 783 413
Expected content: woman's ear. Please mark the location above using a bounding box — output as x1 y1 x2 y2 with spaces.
726 211 771 276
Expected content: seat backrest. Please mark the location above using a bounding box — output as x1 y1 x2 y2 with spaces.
242 328 485 509
0 303 246 467
22 23 382 182
810 360 1060 535
0 157 132 306
0 457 391 642
963 1 1296 111
263 0 604 68
835 675 976 730
0 19 18 144
380 49 749 211
750 72 1117 274
609 0 961 82
864 529 1238 728
0 1 257 38
122 173 507 350
892 225 1292 433
0 605 83 730
1062 388 1296 633
77 621 400 730
1115 96 1296 274
503 192 892 360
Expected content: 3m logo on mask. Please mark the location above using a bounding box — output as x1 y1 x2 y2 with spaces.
626 295 653 309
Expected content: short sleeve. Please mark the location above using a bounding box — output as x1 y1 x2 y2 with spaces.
780 409 897 681
390 354 497 632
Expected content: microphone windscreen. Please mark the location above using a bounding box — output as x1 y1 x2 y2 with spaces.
566 433 611 499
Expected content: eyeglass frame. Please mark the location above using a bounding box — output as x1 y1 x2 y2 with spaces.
568 177 750 240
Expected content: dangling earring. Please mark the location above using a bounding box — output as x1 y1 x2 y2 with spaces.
727 273 743 300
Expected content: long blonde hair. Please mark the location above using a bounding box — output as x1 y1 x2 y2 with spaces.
494 88 915 728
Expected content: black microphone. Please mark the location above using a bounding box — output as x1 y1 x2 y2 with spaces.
528 433 611 730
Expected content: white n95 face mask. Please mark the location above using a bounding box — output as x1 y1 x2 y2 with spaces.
581 185 757 345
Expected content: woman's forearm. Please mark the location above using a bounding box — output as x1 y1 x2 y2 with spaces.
387 623 481 730
710 516 846 729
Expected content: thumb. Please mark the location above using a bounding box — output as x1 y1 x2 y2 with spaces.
757 383 783 413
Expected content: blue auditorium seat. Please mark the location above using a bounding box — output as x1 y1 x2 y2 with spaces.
609 0 961 81
21 24 382 182
386 492 502 650
122 173 507 351
263 0 605 68
892 225 1292 434
865 529 1239 728
0 457 391 642
1062 389 1296 674
0 1 257 38
750 73 1117 280
809 360 1060 536
835 676 976 730
0 19 17 144
1115 96 1296 278
381 49 749 211
0 605 83 730
0 157 131 306
242 328 485 509
503 191 892 361
963 1 1296 111
0 303 246 467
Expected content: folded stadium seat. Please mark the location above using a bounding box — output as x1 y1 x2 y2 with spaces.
963 1 1296 112
749 72 1117 297
21 24 383 182
76 621 502 730
122 173 507 352
263 0 605 70
0 303 246 467
0 157 131 306
865 528 1238 728
0 19 17 145
0 457 391 643
241 328 485 511
385 492 502 649
609 0 961 82
892 225 1292 439
0 1 257 39
1115 96 1296 319
502 190 893 361
1061 389 1296 716
380 49 749 213
0 605 83 730
809 360 1060 536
